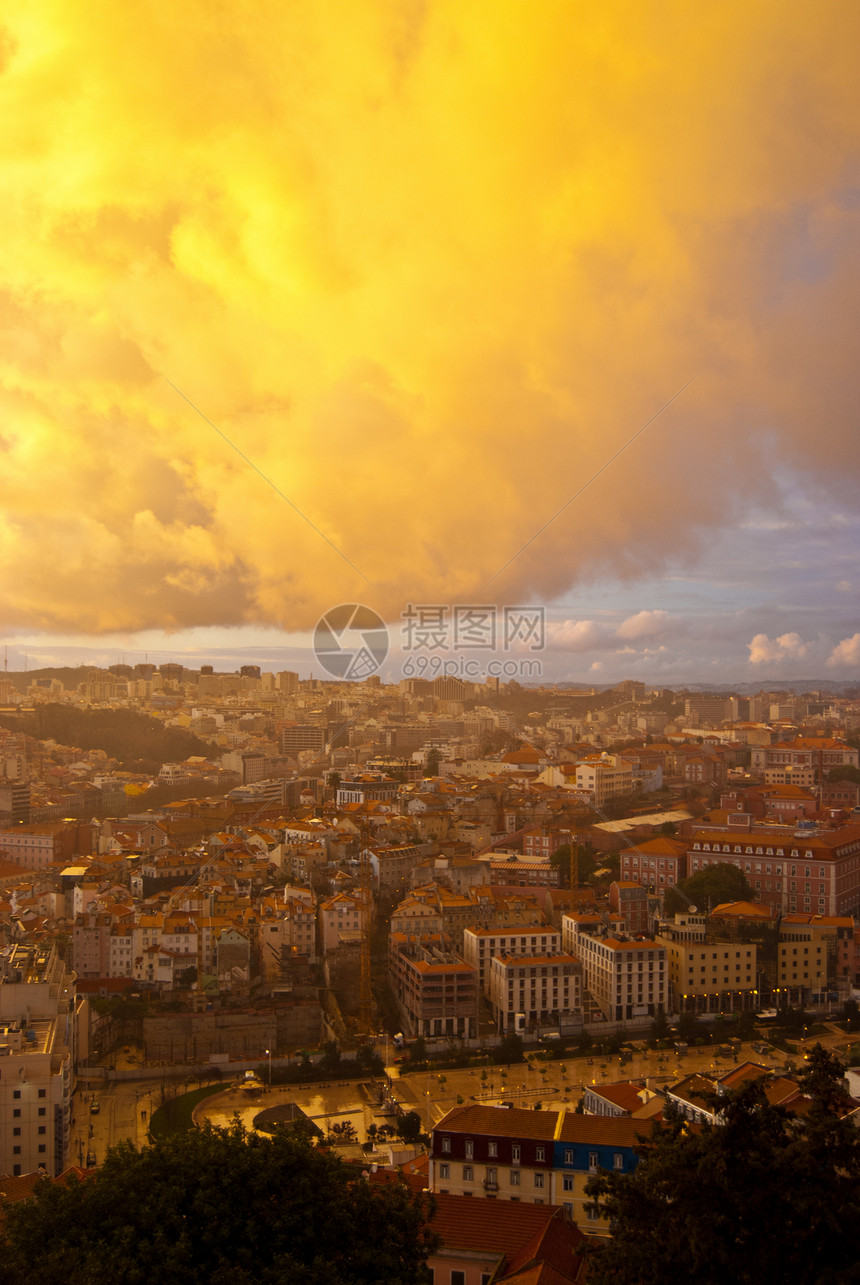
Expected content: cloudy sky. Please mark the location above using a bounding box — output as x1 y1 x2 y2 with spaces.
1 2 858 685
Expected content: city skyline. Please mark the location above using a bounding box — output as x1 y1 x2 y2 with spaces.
1 4 858 686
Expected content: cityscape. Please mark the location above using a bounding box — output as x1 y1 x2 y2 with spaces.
1 2 859 1282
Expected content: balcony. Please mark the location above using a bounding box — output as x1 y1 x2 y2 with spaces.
483 1177 498 1192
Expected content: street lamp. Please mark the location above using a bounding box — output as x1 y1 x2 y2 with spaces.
265 1048 272 1088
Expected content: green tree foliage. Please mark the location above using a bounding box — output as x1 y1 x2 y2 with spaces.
825 765 860 784
585 1046 860 1285
396 1110 424 1144
0 704 219 772
499 1032 525 1063
647 1006 670 1044
425 749 441 777
663 862 755 916
658 820 678 837
550 843 598 889
0 1122 436 1285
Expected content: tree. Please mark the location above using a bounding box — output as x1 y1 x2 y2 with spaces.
658 820 678 837
396 1110 424 1145
425 749 441 777
550 843 597 889
320 1041 342 1075
499 1032 525 1063
648 1006 670 1045
825 765 860 784
354 1044 384 1076
0 1122 437 1285
585 1046 860 1285
409 1036 427 1064
663 862 755 917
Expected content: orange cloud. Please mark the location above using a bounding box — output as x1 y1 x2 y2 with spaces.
0 2 858 635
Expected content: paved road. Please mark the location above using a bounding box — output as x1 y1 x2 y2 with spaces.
73 1023 857 1158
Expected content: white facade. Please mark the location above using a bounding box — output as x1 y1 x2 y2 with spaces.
565 919 667 1021
0 943 78 1178
462 926 562 995
488 952 582 1033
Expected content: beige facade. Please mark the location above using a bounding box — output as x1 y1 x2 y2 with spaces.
487 951 582 1033
462 926 561 995
656 913 758 1013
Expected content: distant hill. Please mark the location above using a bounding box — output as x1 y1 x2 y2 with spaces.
0 704 220 772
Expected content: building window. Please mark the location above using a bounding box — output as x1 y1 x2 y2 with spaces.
586 1207 599 1222
589 1152 599 1172
510 1169 520 1185
38 1107 46 1117
13 1128 20 1137
614 1153 623 1171
465 1140 474 1159
564 1148 573 1164
463 1165 473 1181
535 1146 545 1162
13 1090 21 1099
441 1137 451 1153
563 1174 574 1191
535 1173 545 1189
488 1141 497 1158
13 1109 20 1118
38 1145 46 1153
13 1147 21 1155
38 1089 46 1099
439 1163 450 1179
511 1144 520 1162
38 1126 46 1135
451 1272 466 1285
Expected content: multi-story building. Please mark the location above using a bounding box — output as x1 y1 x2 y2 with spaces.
462 925 561 994
0 823 77 871
319 891 364 954
388 937 478 1039
279 725 327 757
0 943 81 1178
489 860 561 889
748 737 859 783
574 755 634 808
777 914 855 1005
430 1104 639 1234
618 835 688 892
487 951 582 1033
685 823 860 917
655 912 758 1015
562 916 667 1021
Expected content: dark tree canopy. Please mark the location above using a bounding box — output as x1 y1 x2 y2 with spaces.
0 1122 437 1285
585 1046 860 1285
663 861 755 916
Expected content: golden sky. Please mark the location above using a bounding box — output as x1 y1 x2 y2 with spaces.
1 1 858 652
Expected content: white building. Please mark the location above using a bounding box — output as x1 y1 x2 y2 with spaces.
462 926 561 995
488 951 582 1034
563 916 667 1021
0 943 82 1178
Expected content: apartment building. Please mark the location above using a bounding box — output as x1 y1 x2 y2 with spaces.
0 943 80 1178
618 835 688 891
777 914 855 1004
389 937 478 1039
430 1104 638 1234
562 916 667 1021
462 925 561 994
487 951 582 1034
655 912 758 1014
